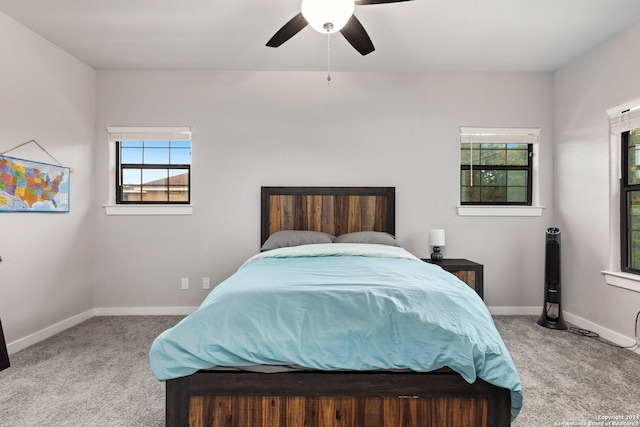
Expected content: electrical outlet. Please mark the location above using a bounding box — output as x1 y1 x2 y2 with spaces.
202 277 211 290
181 278 189 290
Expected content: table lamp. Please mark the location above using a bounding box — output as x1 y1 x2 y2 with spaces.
429 229 445 261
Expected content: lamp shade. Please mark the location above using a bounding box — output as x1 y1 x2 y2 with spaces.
301 0 355 34
429 229 446 247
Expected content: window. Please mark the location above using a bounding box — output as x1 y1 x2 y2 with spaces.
106 127 192 211
620 121 640 272
460 128 538 206
116 140 191 204
603 99 640 292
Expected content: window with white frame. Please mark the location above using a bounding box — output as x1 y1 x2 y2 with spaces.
460 127 539 206
609 102 640 273
107 127 191 205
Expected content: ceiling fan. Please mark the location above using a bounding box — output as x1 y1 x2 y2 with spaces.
266 0 414 56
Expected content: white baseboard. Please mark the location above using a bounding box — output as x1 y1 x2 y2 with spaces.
487 306 542 316
93 306 198 316
7 307 197 355
7 309 95 355
8 306 638 356
563 311 639 353
488 306 639 354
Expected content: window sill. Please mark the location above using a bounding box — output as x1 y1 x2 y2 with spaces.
602 271 640 293
103 204 193 216
457 205 545 217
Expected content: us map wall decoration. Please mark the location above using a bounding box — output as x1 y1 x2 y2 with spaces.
0 155 70 212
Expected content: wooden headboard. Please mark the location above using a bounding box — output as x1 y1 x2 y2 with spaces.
260 187 395 246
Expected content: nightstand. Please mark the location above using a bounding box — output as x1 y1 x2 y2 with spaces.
422 258 484 300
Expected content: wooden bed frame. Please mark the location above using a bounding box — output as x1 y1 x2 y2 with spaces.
165 186 512 427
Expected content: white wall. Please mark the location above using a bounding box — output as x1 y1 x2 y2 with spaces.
94 70 554 310
0 12 96 344
12 5 638 351
555 21 640 340
0 0 636 357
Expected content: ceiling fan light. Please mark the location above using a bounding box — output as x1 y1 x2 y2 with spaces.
301 0 355 34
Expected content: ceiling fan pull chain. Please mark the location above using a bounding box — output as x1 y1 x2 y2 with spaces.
327 33 332 84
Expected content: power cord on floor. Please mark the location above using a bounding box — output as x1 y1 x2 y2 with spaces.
568 310 640 350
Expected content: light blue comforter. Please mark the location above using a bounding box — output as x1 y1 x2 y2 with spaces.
149 244 522 420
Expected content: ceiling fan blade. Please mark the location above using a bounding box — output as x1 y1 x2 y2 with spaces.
355 0 414 4
266 13 308 48
340 15 375 56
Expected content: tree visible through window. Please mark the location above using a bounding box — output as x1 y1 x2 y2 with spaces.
116 140 191 204
460 130 534 205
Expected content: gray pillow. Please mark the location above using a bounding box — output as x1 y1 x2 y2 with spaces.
334 231 399 246
261 230 335 251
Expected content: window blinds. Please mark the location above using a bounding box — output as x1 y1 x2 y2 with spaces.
107 126 191 142
608 98 640 181
459 127 540 144
607 99 640 134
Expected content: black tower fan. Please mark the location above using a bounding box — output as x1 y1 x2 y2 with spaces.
537 227 567 330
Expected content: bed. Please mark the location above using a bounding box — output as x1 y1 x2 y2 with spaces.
151 186 522 427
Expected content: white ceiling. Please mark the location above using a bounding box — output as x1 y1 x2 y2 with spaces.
1 0 640 72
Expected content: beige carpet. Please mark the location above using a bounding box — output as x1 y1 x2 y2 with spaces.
495 316 640 426
0 315 639 426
